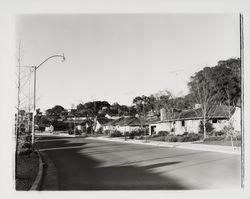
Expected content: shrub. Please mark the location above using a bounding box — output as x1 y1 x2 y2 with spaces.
129 129 145 139
110 130 122 137
165 135 178 142
199 121 214 134
158 131 169 137
25 135 32 142
124 132 130 137
176 133 202 142
204 136 225 142
151 134 159 138
182 132 188 136
236 134 242 140
75 129 82 135
86 127 92 134
213 131 225 136
129 131 135 139
103 130 110 135
21 142 32 149
19 149 33 156
97 127 103 134
178 136 192 142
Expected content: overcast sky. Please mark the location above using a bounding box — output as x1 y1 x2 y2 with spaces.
16 14 240 111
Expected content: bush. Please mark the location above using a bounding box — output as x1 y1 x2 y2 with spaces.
97 127 103 134
21 142 32 149
19 149 33 156
86 127 92 134
110 130 122 137
25 135 32 142
68 129 74 135
199 121 214 134
151 134 159 138
165 135 178 142
158 131 169 137
75 129 82 135
236 134 242 140
212 131 225 136
164 133 202 142
124 132 130 137
182 132 188 136
178 133 201 142
129 131 135 139
129 129 145 139
204 136 225 142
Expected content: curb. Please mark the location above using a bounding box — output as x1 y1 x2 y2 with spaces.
30 145 44 191
39 151 59 190
86 137 241 155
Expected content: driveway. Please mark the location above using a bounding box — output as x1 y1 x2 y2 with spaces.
36 135 241 190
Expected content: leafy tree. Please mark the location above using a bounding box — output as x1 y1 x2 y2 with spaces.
210 58 241 105
46 105 65 116
187 58 241 139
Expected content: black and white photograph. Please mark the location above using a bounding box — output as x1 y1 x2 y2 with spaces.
0 0 250 198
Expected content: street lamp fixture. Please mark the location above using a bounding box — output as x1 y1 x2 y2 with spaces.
31 54 65 145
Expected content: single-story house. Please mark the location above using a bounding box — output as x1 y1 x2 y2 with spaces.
94 117 113 132
149 106 241 135
103 116 148 134
103 117 124 132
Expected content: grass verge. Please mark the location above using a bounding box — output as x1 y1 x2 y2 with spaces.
16 152 39 190
15 134 39 190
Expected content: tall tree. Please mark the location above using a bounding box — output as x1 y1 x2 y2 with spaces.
211 58 241 105
188 67 217 139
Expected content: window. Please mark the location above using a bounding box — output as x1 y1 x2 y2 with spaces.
181 120 185 127
151 126 156 134
212 119 217 123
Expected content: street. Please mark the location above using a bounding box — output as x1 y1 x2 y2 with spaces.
36 136 241 190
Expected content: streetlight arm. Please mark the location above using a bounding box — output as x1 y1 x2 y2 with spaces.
36 54 65 70
31 53 65 145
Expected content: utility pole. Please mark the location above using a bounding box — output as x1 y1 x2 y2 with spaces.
16 39 21 157
240 12 244 189
31 54 65 145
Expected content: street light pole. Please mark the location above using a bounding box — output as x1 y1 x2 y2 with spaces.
31 54 65 145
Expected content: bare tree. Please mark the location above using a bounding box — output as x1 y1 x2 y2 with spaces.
189 69 218 139
222 87 240 149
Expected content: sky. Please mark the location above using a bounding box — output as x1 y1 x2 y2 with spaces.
16 14 240 112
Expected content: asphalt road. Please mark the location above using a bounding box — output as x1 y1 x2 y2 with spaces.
36 136 241 190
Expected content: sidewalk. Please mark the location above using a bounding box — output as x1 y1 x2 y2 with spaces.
86 136 241 155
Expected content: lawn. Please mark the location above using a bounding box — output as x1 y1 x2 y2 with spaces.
201 139 241 147
16 152 39 190
15 134 39 190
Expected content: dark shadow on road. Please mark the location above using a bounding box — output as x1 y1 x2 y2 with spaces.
141 161 182 170
36 136 188 190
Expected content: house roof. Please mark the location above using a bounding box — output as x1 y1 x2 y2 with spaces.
115 117 148 126
104 117 125 126
176 105 234 120
149 105 236 124
96 117 113 125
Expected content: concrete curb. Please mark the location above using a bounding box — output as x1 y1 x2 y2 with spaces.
30 146 44 191
39 152 59 190
86 137 241 155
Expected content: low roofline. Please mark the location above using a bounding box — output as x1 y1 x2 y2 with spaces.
149 116 229 124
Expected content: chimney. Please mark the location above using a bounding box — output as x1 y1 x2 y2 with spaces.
160 108 167 121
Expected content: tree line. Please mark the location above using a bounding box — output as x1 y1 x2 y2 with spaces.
36 58 240 130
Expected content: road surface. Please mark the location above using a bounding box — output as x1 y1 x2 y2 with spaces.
36 135 241 190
